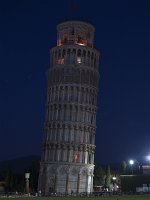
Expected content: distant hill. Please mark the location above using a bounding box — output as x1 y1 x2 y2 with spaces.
0 155 40 173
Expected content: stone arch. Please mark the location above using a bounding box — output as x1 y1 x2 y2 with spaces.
70 166 80 176
83 49 86 57
77 49 81 57
73 48 76 55
80 167 88 176
62 49 66 57
67 48 71 54
58 166 67 175
58 49 61 59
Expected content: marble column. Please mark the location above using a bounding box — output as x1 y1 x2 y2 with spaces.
86 174 91 194
54 174 58 192
91 175 94 193
77 174 81 194
68 146 73 162
65 173 69 193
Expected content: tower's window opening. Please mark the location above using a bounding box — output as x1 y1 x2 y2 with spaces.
57 39 61 46
72 152 79 163
73 49 76 55
64 36 68 44
83 50 86 57
58 35 68 45
77 57 81 64
77 36 86 46
71 28 75 35
62 49 66 57
58 51 61 60
57 58 64 64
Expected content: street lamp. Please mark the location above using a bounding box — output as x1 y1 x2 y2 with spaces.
112 176 116 181
129 160 134 175
112 176 117 191
25 173 30 194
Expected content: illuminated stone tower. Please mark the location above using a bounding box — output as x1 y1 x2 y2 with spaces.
38 21 100 195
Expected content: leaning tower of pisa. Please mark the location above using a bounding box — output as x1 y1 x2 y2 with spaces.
38 20 100 195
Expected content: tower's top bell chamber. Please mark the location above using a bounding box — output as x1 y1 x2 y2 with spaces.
57 21 95 48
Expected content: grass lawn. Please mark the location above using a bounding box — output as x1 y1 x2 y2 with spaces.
1 195 150 200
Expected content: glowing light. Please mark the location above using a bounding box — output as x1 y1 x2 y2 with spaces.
146 155 150 161
25 173 30 179
77 57 81 63
112 176 116 180
129 159 134 165
77 43 86 46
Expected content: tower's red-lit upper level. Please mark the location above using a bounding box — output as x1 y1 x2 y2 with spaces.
57 21 95 48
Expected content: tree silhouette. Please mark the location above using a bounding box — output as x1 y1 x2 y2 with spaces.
120 161 127 174
105 165 111 189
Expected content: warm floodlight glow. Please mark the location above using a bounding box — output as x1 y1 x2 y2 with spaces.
57 58 64 64
77 43 86 46
129 160 134 165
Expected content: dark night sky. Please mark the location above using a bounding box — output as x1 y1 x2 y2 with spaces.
0 0 150 164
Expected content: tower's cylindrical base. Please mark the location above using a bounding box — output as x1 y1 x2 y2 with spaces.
38 162 94 195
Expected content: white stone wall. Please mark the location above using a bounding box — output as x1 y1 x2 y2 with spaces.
38 163 94 195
